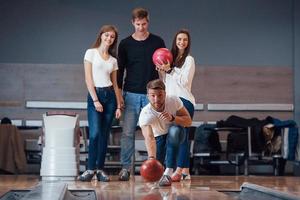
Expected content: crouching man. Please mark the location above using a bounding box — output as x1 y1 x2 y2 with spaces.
138 79 192 186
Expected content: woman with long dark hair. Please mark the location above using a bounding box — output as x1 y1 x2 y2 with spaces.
156 29 195 182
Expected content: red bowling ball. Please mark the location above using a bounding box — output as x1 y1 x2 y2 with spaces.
152 48 173 66
140 159 164 182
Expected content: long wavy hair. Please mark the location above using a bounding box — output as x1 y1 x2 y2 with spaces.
91 25 118 57
171 29 191 68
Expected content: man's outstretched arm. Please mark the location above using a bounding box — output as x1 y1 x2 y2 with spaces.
141 125 156 159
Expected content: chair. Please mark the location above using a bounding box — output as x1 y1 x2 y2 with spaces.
0 124 27 174
245 127 286 176
192 125 247 175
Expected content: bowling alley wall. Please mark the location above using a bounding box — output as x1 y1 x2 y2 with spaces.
0 0 299 125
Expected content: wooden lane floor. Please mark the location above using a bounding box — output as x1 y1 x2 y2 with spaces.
0 175 39 197
1 175 300 199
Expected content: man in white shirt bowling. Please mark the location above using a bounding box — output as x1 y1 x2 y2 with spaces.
139 79 192 186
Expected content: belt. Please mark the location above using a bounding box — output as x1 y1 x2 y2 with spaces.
95 86 113 90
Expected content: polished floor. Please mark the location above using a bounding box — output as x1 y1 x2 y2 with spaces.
0 175 300 199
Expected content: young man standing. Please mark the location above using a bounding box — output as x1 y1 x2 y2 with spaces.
117 8 166 181
139 79 192 186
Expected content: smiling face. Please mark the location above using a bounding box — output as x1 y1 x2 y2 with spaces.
101 31 116 47
132 17 149 35
176 33 189 52
147 88 166 112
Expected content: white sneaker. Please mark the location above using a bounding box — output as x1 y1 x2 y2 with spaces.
181 174 191 180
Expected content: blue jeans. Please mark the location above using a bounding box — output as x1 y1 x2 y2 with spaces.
87 87 116 170
155 134 167 165
155 125 185 167
165 98 195 169
120 92 148 169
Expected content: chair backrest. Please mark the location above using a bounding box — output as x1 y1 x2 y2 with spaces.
193 124 222 154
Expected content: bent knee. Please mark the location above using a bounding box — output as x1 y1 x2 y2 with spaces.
168 126 185 146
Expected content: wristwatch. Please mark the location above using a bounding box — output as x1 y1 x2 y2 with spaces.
170 115 175 122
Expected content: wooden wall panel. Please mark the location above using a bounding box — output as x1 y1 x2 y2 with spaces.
23 64 86 101
192 66 293 104
191 65 293 122
0 64 24 104
0 63 294 124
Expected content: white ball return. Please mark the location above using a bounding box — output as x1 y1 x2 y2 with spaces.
40 112 79 181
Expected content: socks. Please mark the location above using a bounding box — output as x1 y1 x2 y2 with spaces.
164 168 173 176
86 170 95 174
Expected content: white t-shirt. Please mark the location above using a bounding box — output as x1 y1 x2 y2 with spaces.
138 95 183 137
84 48 118 87
163 55 195 105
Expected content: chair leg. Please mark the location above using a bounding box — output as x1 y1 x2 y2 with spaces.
273 157 279 176
235 155 239 175
244 158 248 176
273 157 286 176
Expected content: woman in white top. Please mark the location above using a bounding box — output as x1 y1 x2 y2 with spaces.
156 29 195 181
78 25 122 182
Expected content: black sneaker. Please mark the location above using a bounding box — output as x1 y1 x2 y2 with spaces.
158 175 172 187
78 170 95 182
96 170 110 182
118 168 130 181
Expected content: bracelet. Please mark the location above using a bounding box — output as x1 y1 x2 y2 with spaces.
166 68 173 74
116 108 122 110
148 156 155 159
93 100 99 102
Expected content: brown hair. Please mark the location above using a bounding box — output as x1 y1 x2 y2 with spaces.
171 29 191 68
132 7 149 21
147 79 165 91
91 25 118 57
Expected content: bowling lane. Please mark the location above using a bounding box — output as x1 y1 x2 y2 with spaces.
0 175 39 197
1 175 300 199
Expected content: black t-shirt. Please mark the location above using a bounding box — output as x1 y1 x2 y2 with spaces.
117 33 165 94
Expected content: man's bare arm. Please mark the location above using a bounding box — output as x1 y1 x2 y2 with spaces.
159 106 192 127
174 106 192 127
141 125 157 159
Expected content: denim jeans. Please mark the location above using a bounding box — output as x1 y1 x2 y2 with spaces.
120 92 148 169
87 87 116 170
155 134 167 165
165 125 185 168
155 125 185 167
165 98 195 169
178 98 195 168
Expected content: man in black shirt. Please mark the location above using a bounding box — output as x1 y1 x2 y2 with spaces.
117 7 165 181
